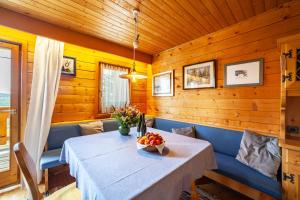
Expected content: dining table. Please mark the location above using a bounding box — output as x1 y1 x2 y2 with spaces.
60 127 217 200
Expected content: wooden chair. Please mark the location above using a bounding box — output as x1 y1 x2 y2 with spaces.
13 142 81 200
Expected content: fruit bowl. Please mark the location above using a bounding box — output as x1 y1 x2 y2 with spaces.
137 132 165 154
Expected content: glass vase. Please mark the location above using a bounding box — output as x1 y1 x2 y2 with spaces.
118 124 130 136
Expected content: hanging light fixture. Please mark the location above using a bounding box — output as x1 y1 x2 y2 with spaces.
120 8 147 81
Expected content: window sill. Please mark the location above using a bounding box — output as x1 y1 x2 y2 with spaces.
95 113 112 119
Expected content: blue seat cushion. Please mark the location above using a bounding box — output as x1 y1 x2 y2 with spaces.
215 152 281 199
103 119 119 132
195 126 243 157
40 148 64 170
153 118 243 157
48 124 81 150
153 118 192 132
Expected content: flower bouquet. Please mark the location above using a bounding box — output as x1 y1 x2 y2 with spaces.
112 105 141 136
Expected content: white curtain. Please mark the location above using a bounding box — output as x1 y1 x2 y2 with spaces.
101 63 129 113
24 36 64 183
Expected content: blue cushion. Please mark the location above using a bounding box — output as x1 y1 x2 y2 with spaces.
153 118 243 157
195 126 242 157
153 118 193 132
40 148 63 170
215 152 282 199
103 119 119 132
48 124 81 150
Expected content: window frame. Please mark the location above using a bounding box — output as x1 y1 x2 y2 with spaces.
95 62 131 117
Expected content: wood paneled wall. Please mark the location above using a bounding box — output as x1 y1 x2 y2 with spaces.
147 0 300 136
0 25 147 123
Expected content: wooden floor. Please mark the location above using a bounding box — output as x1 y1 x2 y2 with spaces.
0 179 250 200
0 184 45 200
0 187 27 200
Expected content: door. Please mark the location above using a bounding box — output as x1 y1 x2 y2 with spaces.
0 42 20 188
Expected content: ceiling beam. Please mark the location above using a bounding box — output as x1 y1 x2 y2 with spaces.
0 8 152 64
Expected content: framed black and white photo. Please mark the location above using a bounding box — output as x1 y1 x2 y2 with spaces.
152 70 174 96
183 60 216 89
62 56 76 76
224 59 263 87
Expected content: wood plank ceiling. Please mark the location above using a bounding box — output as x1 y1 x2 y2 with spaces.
0 0 292 54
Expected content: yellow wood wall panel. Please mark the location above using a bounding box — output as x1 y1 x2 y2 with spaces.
147 3 300 135
0 25 147 123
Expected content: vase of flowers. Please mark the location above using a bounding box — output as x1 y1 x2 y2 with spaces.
112 105 141 136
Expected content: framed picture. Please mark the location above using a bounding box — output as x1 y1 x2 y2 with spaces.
183 60 216 89
152 70 174 96
224 59 263 87
62 56 76 76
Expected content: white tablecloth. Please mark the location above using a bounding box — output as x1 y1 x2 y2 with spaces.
60 127 217 200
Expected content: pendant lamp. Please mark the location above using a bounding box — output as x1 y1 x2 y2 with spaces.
119 9 147 81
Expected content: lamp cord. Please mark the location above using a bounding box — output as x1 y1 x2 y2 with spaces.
132 11 139 72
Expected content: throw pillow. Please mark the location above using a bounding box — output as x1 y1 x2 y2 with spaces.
172 127 196 138
145 117 154 127
79 121 104 136
236 130 281 179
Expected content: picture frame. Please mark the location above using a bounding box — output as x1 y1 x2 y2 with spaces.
224 58 263 87
152 70 174 96
183 60 216 89
61 56 76 76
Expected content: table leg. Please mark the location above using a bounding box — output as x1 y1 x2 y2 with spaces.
191 181 198 200
44 169 49 195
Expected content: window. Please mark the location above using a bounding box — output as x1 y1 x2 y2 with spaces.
100 63 130 113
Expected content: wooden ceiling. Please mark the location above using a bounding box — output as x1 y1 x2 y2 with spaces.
0 0 292 54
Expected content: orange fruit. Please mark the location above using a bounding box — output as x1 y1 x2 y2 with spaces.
155 139 161 145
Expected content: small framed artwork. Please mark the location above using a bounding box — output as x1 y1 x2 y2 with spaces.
62 56 76 76
152 70 174 96
224 59 263 87
183 60 216 89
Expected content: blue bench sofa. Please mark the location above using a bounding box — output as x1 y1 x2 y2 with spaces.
41 117 281 199
153 118 282 200
40 119 119 170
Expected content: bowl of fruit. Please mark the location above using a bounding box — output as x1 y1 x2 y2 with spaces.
137 132 165 154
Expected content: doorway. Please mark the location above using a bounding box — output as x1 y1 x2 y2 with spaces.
0 42 20 188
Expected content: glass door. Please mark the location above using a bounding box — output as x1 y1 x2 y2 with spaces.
0 42 20 188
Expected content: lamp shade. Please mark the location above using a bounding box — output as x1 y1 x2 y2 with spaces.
119 70 147 80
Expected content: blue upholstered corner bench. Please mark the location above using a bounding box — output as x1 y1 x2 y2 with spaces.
153 118 282 200
40 119 119 171
40 119 119 191
41 117 281 199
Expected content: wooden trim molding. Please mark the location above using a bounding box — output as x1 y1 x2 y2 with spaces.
0 8 152 64
20 40 28 143
95 62 101 117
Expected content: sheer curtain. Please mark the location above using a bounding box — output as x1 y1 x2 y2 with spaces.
100 63 129 113
24 36 64 183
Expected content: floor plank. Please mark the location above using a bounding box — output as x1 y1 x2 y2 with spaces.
0 178 251 200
